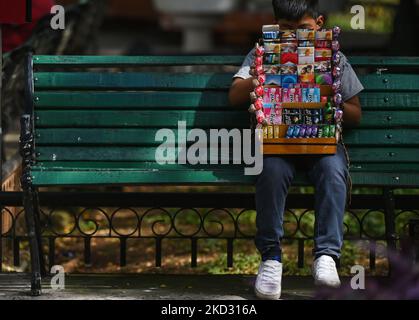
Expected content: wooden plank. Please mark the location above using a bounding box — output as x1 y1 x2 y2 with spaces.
344 129 419 146
348 172 419 187
360 111 419 127
349 56 419 67
34 146 419 162
263 144 337 155
34 110 249 128
263 138 336 145
36 128 253 145
349 163 419 172
359 92 419 109
34 72 234 90
32 161 419 173
29 169 419 187
34 110 419 129
34 128 419 146
33 91 419 110
34 91 231 109
358 74 419 91
32 55 419 68
281 102 326 109
32 162 247 171
30 169 256 186
33 55 245 67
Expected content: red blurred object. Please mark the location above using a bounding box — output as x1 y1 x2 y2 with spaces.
280 52 298 64
0 0 31 24
1 0 55 53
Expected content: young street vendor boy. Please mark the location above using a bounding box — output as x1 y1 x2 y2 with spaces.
229 0 364 300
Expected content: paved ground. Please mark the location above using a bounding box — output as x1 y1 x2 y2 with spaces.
0 274 319 300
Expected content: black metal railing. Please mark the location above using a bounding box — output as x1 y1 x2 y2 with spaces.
1 192 418 273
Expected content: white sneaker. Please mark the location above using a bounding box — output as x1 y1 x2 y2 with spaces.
312 255 341 288
255 260 282 300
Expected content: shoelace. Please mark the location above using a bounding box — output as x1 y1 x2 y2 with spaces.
316 260 337 277
261 263 281 283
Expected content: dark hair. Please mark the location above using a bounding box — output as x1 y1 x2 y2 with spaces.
272 0 320 21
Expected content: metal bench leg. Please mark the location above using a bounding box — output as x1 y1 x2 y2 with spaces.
22 185 42 296
33 189 46 277
20 114 42 296
408 220 419 265
384 188 397 276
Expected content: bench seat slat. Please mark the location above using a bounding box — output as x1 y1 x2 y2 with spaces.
35 128 419 146
28 169 419 187
34 146 419 162
34 72 234 90
32 55 419 68
34 72 419 91
34 91 419 110
358 74 419 91
348 56 419 67
32 161 419 173
34 110 250 128
33 110 419 128
359 92 419 109
34 92 231 108
33 55 244 66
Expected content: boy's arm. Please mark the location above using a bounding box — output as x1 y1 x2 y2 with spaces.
340 53 364 128
229 48 258 107
229 77 257 107
343 95 362 127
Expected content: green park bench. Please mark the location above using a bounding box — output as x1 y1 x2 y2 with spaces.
18 54 419 295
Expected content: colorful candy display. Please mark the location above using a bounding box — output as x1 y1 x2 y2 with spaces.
249 25 344 146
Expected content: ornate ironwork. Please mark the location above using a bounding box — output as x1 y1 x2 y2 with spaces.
2 204 419 271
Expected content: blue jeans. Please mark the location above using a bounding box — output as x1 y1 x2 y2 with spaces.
255 144 349 261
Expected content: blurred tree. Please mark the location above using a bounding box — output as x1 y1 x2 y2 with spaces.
389 0 419 55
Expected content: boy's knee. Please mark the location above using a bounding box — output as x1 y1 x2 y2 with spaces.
258 157 294 184
313 156 348 183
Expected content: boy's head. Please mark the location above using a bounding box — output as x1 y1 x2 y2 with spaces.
272 0 324 31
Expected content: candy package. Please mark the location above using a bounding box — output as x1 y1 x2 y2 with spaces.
298 47 315 64
302 87 321 102
315 40 332 48
283 109 303 125
298 64 315 83
264 42 281 53
265 74 282 86
314 61 332 73
263 87 282 103
263 25 281 40
316 29 333 41
297 29 315 41
264 53 280 64
280 30 297 42
281 43 298 64
281 74 298 85
263 65 280 74
315 48 332 62
282 88 302 103
299 40 315 47
315 73 333 85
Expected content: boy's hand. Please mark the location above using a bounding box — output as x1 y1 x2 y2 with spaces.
228 43 265 108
